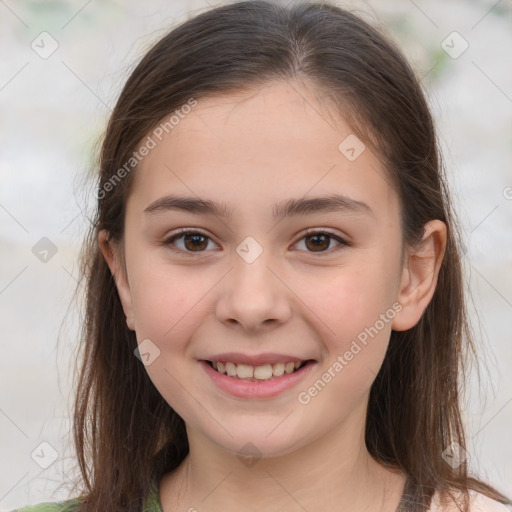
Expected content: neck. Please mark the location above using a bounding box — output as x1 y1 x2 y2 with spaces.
160 402 406 512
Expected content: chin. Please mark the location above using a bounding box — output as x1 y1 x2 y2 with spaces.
198 417 313 461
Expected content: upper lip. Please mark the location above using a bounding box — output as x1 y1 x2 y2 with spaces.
201 353 315 366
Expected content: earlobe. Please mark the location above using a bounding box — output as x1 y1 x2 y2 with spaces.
391 220 447 331
98 230 136 331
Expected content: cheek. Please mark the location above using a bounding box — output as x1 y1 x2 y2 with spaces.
297 260 397 343
294 268 396 416
131 277 172 336
126 264 213 417
295 256 400 407
130 264 210 343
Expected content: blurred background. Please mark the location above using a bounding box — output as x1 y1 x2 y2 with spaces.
1 0 511 509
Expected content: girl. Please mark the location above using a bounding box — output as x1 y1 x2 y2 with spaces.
12 1 511 511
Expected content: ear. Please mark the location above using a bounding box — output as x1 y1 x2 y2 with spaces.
98 230 136 331
392 220 447 331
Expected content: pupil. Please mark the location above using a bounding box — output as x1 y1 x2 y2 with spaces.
307 234 328 251
185 234 207 251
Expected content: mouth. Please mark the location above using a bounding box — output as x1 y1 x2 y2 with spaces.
204 359 314 382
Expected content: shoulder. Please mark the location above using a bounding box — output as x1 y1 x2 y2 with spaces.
430 490 512 512
8 478 161 512
8 497 82 512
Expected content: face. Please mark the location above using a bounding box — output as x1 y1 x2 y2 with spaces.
102 80 428 459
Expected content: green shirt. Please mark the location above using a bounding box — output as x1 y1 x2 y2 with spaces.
9 477 163 512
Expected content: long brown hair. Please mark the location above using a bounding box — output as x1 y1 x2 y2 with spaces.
71 1 510 511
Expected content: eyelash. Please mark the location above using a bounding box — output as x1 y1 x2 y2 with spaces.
162 228 350 256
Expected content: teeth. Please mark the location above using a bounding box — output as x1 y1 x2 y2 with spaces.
210 360 306 380
236 363 254 379
272 362 285 376
225 362 237 377
253 364 273 380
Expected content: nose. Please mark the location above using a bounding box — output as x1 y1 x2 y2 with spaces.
215 247 291 333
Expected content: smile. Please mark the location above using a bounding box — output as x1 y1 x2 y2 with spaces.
200 359 316 399
206 360 308 381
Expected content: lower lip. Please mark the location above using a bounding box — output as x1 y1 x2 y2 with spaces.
199 360 316 399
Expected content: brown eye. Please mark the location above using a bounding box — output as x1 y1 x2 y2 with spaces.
183 233 208 251
164 229 217 254
305 233 331 252
164 229 348 256
294 231 346 254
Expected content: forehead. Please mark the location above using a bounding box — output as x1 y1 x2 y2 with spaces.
128 80 398 224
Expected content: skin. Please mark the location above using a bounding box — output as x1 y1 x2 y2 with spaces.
100 79 447 512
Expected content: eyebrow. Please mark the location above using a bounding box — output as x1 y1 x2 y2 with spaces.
143 193 374 219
